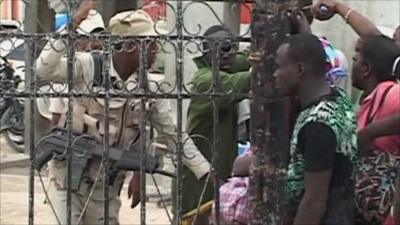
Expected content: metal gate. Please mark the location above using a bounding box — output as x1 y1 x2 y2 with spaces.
0 0 293 224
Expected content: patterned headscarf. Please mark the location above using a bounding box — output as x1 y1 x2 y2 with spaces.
320 37 348 85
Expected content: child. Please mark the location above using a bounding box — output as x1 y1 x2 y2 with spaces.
211 148 253 225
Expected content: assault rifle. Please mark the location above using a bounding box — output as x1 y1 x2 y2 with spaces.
35 128 174 190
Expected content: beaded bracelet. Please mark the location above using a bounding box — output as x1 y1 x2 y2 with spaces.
344 9 355 23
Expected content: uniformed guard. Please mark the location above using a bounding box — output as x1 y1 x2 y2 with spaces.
36 9 211 225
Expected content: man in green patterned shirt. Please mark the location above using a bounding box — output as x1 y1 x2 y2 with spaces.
274 34 358 225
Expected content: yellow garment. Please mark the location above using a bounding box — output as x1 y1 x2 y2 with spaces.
182 200 214 225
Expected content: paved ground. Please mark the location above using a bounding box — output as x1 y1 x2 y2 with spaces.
0 135 173 225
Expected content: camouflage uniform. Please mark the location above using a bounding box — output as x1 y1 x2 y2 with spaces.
36 10 210 225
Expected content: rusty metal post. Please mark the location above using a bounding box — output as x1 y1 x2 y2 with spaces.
249 0 299 224
22 2 54 225
23 0 55 150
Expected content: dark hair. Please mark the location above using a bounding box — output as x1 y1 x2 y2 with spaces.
202 25 233 53
284 33 327 76
360 35 400 81
90 28 106 34
113 41 124 51
203 25 232 37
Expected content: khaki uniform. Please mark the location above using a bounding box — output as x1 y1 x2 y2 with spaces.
36 38 210 225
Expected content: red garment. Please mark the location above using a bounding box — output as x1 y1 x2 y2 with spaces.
383 214 396 225
142 0 166 21
358 81 400 155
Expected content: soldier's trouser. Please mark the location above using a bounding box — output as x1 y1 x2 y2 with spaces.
47 161 123 225
47 180 121 225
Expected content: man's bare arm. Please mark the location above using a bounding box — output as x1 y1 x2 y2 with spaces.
312 0 382 38
294 170 331 225
293 122 337 225
74 0 95 24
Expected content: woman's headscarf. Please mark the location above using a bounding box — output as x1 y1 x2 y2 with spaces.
320 37 348 86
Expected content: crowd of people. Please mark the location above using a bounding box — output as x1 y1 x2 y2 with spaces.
213 1 400 225
34 0 400 225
